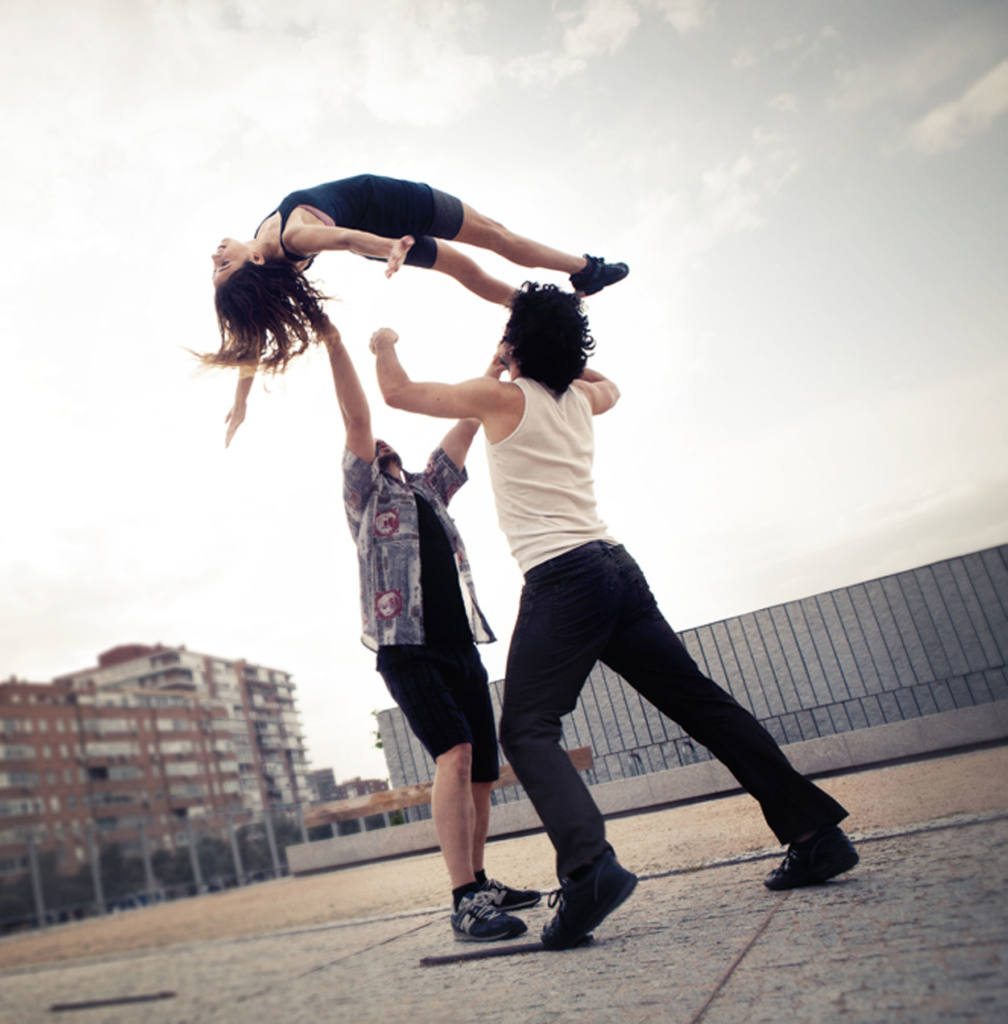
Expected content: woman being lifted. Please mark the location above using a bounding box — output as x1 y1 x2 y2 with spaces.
206 173 628 445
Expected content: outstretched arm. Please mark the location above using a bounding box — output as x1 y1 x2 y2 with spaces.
224 364 257 448
322 317 375 461
283 224 414 278
571 367 621 415
369 329 521 443
437 355 507 469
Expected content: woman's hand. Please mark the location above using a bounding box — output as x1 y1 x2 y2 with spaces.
385 236 414 278
224 372 254 447
224 397 246 448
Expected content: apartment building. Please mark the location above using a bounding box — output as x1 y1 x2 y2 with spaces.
53 644 310 814
0 678 243 875
306 769 388 804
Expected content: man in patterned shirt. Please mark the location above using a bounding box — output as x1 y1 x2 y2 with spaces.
323 315 539 943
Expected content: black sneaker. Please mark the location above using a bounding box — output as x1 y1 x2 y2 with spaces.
569 255 629 295
481 877 542 911
541 849 638 950
451 889 528 943
764 826 859 890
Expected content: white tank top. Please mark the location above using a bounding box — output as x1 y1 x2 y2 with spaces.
485 377 615 574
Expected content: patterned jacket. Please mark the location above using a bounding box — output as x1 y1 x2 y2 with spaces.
342 445 495 651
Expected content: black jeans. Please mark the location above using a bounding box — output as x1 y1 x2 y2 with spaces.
499 542 848 879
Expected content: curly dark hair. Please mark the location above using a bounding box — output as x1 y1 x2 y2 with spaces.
501 281 594 393
203 260 330 372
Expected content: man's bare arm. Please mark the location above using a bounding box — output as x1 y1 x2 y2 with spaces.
437 355 507 469
572 367 621 415
322 318 375 461
369 329 520 445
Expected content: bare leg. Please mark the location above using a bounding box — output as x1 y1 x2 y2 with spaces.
470 781 493 875
453 204 588 274
431 241 515 306
431 743 478 889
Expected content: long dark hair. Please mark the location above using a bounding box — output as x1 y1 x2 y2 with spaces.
204 260 329 372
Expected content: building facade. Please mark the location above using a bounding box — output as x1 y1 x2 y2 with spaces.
306 769 389 805
378 544 1008 812
0 679 243 876
53 645 310 814
306 768 337 804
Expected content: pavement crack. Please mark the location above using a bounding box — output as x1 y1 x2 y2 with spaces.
686 893 791 1024
232 918 441 1004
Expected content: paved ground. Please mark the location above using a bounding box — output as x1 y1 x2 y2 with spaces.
1 751 1006 1023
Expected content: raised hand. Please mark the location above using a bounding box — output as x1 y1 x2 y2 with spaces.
369 327 399 354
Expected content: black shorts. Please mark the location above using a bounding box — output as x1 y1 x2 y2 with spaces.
376 643 499 782
403 185 464 268
327 174 463 270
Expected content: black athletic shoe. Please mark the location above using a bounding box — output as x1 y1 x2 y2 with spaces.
541 849 638 950
451 889 528 943
764 826 859 890
569 254 629 295
481 877 542 911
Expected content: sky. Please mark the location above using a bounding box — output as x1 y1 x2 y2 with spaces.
2 0 1006 782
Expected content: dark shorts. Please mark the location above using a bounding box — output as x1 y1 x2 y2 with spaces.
330 174 463 270
376 643 499 782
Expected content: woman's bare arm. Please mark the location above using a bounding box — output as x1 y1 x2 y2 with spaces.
283 224 414 277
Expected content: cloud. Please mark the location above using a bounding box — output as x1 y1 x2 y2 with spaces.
624 150 765 273
829 24 990 114
507 0 710 86
621 121 801 277
562 0 641 58
907 57 1008 154
645 0 712 35
508 0 639 85
769 92 800 114
700 154 763 235
731 23 837 73
355 2 497 125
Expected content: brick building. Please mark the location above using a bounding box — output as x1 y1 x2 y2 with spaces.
0 678 242 875
1 643 311 877
54 644 309 813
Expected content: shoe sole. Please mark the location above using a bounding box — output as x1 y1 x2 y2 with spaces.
453 923 528 944
571 265 630 296
543 870 638 950
582 267 630 296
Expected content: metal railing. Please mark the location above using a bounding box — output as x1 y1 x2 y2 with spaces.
0 803 329 934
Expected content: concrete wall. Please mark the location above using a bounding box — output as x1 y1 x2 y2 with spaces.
379 544 1008 814
286 699 1008 875
286 544 1008 874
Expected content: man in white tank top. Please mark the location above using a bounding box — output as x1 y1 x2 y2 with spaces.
370 283 859 951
